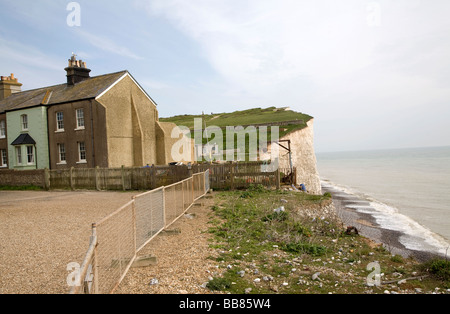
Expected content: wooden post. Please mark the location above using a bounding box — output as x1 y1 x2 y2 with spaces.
150 165 156 190
95 166 100 191
121 165 126 191
44 168 50 191
70 167 74 191
275 167 281 190
91 223 99 294
230 164 235 190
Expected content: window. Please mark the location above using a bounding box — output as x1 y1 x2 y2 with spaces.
78 142 86 162
0 149 7 167
16 147 22 165
56 112 64 131
21 115 28 131
76 108 85 129
0 120 5 138
27 146 35 164
58 144 66 163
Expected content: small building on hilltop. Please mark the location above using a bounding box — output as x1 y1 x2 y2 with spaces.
0 55 193 170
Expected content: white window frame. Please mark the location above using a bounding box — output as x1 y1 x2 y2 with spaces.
77 142 87 163
21 115 28 131
56 112 64 132
26 145 35 165
0 149 7 167
0 120 5 138
16 146 22 165
76 108 85 130
58 143 67 164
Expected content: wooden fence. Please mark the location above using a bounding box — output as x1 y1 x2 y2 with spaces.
48 166 190 191
1 161 291 191
192 161 292 190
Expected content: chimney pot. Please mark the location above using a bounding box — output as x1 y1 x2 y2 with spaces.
65 54 91 86
0 73 22 100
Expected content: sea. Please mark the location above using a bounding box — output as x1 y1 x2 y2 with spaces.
316 146 450 258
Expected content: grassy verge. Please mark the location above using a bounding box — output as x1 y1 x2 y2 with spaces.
0 185 43 191
205 186 450 294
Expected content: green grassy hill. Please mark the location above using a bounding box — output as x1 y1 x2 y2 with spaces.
161 107 313 161
160 107 313 138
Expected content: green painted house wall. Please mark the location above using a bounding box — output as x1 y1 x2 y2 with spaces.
6 106 49 170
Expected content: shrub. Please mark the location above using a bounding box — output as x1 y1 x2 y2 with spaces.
291 222 312 237
390 254 405 264
248 184 266 193
206 277 232 291
323 192 332 198
262 211 289 222
427 259 450 281
282 242 327 257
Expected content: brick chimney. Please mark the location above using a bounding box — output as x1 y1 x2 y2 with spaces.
0 74 22 101
65 53 91 86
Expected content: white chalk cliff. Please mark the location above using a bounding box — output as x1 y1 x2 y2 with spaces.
265 119 322 195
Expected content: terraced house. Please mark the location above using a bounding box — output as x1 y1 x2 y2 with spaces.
0 55 193 170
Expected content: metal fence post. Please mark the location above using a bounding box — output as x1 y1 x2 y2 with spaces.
162 186 167 228
132 197 137 254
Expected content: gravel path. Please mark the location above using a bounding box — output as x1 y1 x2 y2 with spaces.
0 190 138 294
115 194 221 294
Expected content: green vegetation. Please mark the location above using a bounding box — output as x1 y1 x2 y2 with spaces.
161 107 313 162
205 188 450 294
0 185 43 191
424 259 450 283
161 107 312 132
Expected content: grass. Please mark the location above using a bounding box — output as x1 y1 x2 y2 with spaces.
161 107 314 161
205 187 450 294
0 185 43 191
161 107 312 131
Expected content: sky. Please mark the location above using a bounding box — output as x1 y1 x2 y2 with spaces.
0 0 449 153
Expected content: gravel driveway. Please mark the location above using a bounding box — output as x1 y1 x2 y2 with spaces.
0 190 138 294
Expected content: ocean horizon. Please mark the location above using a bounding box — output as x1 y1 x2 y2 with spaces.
316 145 450 257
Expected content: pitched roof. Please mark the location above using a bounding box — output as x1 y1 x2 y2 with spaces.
11 133 37 146
0 71 128 113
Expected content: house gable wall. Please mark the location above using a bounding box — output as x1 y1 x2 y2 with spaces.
96 74 158 168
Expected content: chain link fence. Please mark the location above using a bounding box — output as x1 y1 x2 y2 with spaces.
69 170 210 294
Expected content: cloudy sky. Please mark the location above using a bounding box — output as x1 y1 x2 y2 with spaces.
1 0 449 152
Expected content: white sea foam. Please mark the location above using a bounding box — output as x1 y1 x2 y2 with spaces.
368 200 450 256
322 179 450 257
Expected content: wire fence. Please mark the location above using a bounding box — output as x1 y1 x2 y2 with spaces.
69 170 210 294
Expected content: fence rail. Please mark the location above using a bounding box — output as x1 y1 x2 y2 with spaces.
69 170 210 294
49 165 190 191
1 161 283 191
192 162 283 190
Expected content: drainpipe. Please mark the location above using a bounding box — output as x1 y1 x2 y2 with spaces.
90 100 96 168
34 144 38 169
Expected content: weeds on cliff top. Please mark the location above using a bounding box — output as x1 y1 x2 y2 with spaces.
423 259 450 282
209 187 339 262
208 188 450 294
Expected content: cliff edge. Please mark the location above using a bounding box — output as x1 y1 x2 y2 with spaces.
276 119 322 195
